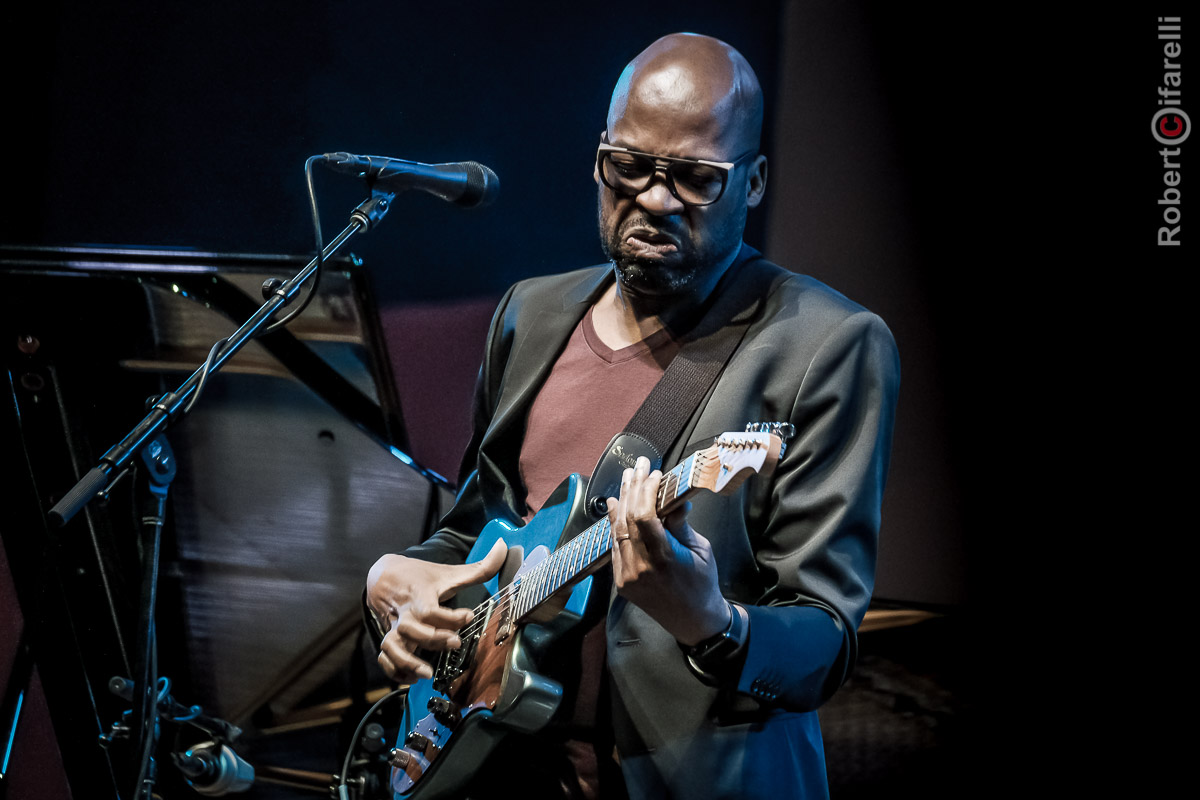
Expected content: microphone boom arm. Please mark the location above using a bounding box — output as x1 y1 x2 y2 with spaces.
47 189 395 528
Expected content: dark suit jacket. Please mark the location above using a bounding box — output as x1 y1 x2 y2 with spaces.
406 245 900 799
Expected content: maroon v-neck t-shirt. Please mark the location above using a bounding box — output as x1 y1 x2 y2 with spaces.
518 305 680 518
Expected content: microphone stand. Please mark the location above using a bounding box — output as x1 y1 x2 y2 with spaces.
47 188 395 528
47 188 396 799
130 433 175 799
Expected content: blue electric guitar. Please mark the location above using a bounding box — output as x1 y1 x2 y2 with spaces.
386 430 783 799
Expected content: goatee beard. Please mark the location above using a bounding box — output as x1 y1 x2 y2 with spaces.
599 215 698 295
610 254 699 294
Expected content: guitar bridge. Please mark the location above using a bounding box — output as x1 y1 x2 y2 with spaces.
434 632 478 694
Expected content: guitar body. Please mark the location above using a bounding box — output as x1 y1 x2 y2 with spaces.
390 473 600 800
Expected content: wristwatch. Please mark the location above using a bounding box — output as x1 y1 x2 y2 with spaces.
683 601 749 685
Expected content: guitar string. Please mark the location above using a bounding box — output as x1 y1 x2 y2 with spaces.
501 453 686 617
428 439 765 691
446 453 696 649
441 442 733 651
435 440 755 667
448 510 616 646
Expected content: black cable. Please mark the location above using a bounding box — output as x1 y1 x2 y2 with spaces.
185 156 328 414
262 155 326 334
338 687 407 798
183 337 227 415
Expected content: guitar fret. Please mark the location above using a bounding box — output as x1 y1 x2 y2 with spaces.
547 552 559 595
532 559 549 605
568 534 581 577
544 559 556 601
549 547 562 593
568 535 582 580
559 541 572 589
658 457 686 511
541 555 554 600
554 545 567 591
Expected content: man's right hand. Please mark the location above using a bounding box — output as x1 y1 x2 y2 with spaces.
366 540 507 684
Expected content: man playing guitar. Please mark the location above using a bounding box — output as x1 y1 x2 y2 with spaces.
366 32 900 800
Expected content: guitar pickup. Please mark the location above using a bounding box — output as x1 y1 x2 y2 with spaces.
494 599 513 645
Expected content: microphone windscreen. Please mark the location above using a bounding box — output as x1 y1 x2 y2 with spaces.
458 162 500 208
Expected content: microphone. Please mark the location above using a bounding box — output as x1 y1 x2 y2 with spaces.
174 741 255 796
320 152 499 208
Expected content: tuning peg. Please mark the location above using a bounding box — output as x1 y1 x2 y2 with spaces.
746 422 796 456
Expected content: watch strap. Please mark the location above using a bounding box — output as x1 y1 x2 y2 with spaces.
683 601 749 685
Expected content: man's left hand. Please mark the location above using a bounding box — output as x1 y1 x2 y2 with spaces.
608 456 731 646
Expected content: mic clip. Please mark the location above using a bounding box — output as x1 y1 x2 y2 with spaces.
349 189 396 232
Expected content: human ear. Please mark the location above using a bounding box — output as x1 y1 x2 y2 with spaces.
745 155 768 208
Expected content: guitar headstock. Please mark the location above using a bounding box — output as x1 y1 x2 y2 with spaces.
690 431 783 496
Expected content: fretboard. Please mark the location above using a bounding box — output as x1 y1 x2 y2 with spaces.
508 449 702 620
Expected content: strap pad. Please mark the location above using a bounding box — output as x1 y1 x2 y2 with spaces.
584 432 662 520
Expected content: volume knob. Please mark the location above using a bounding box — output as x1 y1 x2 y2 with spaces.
404 731 432 753
427 696 462 728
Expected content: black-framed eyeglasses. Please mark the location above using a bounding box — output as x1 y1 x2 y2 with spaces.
596 140 757 207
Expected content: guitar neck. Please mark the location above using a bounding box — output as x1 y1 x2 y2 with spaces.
434 430 776 696
509 451 701 621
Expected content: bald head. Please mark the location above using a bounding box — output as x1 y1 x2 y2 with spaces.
607 33 764 156
596 34 769 304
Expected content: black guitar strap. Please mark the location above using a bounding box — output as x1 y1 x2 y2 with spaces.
583 253 778 515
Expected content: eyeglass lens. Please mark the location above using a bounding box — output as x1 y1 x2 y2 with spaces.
601 152 726 205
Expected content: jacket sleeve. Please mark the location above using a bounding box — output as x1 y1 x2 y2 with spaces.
734 309 901 712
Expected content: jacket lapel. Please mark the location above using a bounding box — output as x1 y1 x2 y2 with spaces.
484 265 613 455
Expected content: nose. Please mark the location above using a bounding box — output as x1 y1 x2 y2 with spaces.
635 168 686 216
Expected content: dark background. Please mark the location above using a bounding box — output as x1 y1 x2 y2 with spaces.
2 0 1186 797
4 1 779 303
